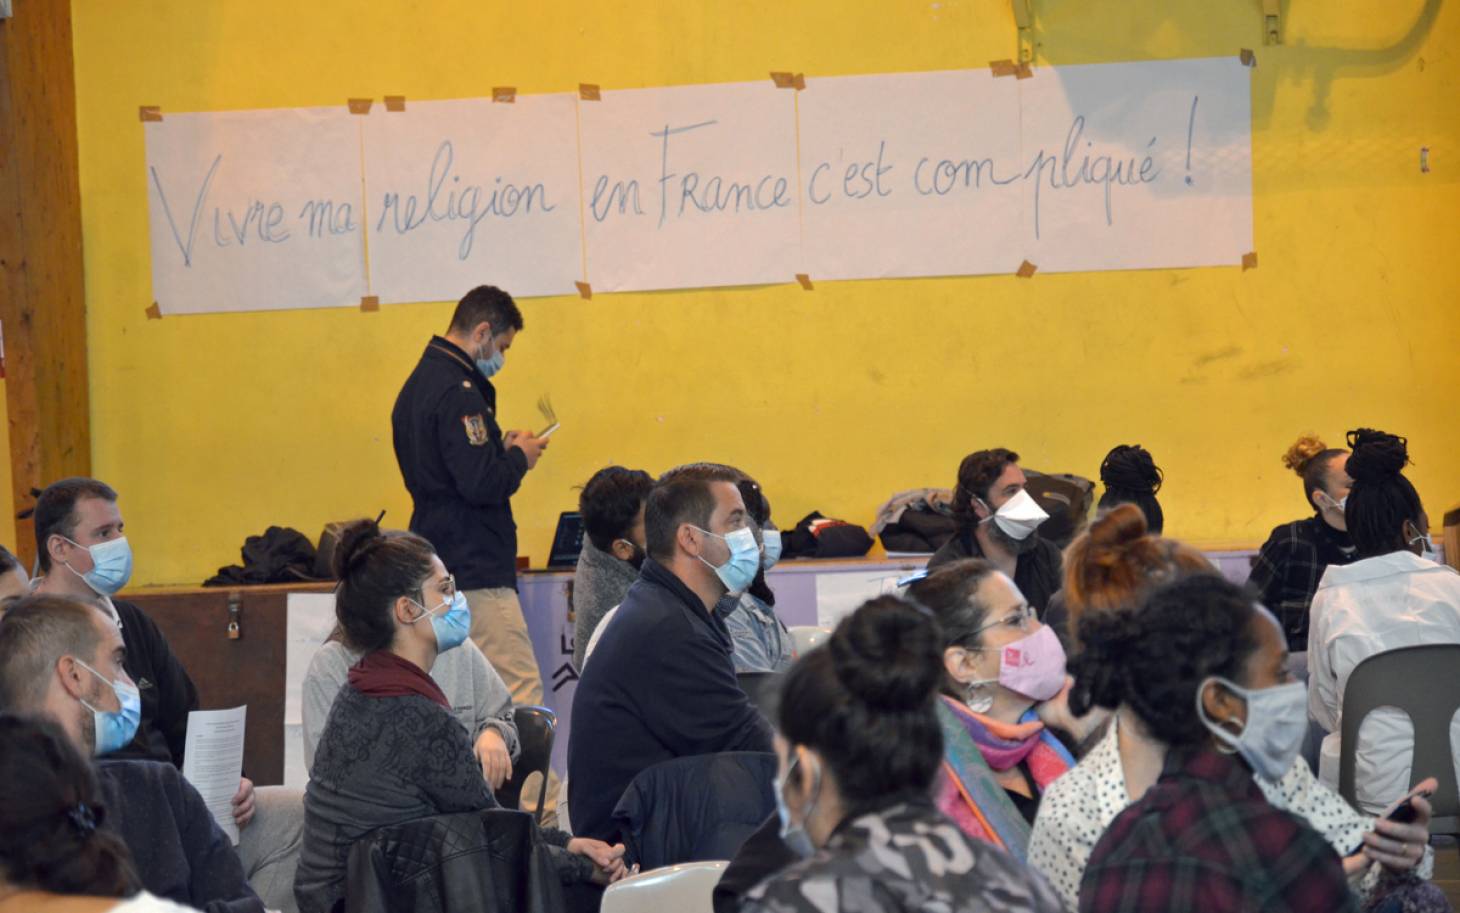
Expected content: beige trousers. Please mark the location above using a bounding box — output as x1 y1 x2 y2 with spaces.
464 587 559 825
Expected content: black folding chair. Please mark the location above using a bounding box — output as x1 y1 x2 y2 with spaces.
496 705 556 824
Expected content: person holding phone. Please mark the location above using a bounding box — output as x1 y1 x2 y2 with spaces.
391 286 553 758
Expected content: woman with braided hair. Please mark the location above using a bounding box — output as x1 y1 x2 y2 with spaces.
1247 433 1359 653
1095 444 1165 535
1307 428 1460 814
0 714 195 912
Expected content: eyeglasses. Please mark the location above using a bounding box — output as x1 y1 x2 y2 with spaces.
438 574 457 599
973 603 1037 637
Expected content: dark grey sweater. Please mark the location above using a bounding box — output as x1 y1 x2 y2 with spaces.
295 685 590 913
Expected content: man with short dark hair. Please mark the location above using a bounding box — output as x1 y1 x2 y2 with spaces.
567 463 773 842
929 449 1063 613
571 465 654 671
32 477 200 769
0 594 266 913
392 286 551 716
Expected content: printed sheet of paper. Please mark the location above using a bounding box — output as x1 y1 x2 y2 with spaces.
363 96 582 301
578 81 801 292
182 706 247 845
144 108 367 313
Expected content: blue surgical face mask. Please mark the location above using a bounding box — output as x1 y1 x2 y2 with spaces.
775 751 821 859
410 590 471 653
476 340 505 379
75 659 142 757
761 529 783 571
62 536 133 597
692 526 760 594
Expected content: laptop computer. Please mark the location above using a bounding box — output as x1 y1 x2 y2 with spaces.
546 511 586 568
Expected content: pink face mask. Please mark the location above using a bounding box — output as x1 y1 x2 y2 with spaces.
987 624 1067 701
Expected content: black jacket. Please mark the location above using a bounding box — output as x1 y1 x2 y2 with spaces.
392 337 529 591
346 809 565 913
98 759 263 913
567 559 774 842
611 751 778 870
108 599 199 768
926 527 1064 614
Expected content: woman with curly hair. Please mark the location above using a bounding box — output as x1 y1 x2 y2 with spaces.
1308 428 1460 814
1247 433 1358 653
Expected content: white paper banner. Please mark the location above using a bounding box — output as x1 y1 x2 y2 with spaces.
144 108 368 314
363 96 582 302
578 81 801 292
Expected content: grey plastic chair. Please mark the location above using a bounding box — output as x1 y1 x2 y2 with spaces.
1338 643 1460 837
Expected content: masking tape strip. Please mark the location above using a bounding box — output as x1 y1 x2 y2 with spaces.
579 84 601 101
1240 49 1257 67
1015 63 1033 79
493 87 517 103
795 273 814 291
145 303 162 320
1241 252 1258 271
990 59 1018 78
770 72 807 90
139 106 163 122
575 281 593 300
384 96 406 112
348 98 373 115
360 295 380 311
1016 260 1038 278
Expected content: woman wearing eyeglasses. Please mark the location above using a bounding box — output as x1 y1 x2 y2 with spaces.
904 559 1099 860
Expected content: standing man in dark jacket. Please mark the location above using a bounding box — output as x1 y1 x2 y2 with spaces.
391 286 550 716
567 463 774 843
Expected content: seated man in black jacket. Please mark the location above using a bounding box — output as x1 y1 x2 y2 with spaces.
567 462 774 842
0 594 265 913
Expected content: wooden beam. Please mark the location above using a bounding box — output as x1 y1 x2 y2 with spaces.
0 0 92 568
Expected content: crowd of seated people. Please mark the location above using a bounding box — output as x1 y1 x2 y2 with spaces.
2 426 1455 913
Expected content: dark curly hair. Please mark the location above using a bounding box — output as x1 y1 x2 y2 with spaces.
1096 444 1165 534
333 518 438 653
579 466 654 553
0 714 140 898
1344 428 1425 559
953 448 1019 532
777 596 944 809
1068 573 1260 747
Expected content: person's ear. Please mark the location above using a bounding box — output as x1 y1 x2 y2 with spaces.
943 646 972 684
676 523 701 558
47 534 72 568
1200 679 1247 733
392 595 421 626
972 497 992 521
55 655 90 702
609 539 636 562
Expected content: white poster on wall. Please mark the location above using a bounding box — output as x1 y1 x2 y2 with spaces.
578 81 801 292
1017 57 1253 271
363 96 583 302
798 70 1025 280
144 108 368 314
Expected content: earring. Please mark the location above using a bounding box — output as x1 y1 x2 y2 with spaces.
965 679 995 714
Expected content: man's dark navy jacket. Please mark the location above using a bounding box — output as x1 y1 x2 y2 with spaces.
567 559 773 842
392 336 528 591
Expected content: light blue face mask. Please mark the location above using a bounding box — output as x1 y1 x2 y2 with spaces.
775 751 821 859
410 590 471 653
75 659 142 757
63 536 134 597
760 529 783 571
476 343 505 379
693 526 760 594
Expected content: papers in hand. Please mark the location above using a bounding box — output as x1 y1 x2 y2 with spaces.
182 706 247 845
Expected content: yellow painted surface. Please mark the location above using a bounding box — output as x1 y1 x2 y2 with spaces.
70 0 1459 586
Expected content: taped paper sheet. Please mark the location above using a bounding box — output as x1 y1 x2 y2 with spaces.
578 81 800 292
798 70 1024 282
144 108 368 313
362 96 581 302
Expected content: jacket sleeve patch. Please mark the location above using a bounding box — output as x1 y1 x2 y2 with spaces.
462 414 489 446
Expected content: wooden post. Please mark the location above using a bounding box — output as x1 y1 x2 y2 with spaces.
0 0 92 568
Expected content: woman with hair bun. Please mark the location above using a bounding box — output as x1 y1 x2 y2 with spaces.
294 519 625 913
1096 444 1164 535
0 714 195 912
739 595 1063 913
1247 433 1358 653
1308 428 1460 814
1027 505 1433 911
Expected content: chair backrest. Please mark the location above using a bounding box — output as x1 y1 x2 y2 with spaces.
600 860 729 913
496 705 556 822
1338 643 1460 835
788 625 830 657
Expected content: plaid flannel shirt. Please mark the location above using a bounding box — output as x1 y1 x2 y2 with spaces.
1247 514 1356 651
1079 747 1357 913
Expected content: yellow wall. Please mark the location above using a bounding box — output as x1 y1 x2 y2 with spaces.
71 0 1459 586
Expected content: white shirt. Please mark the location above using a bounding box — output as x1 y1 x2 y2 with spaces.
1308 550 1460 814
111 892 205 912
1027 714 1411 912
